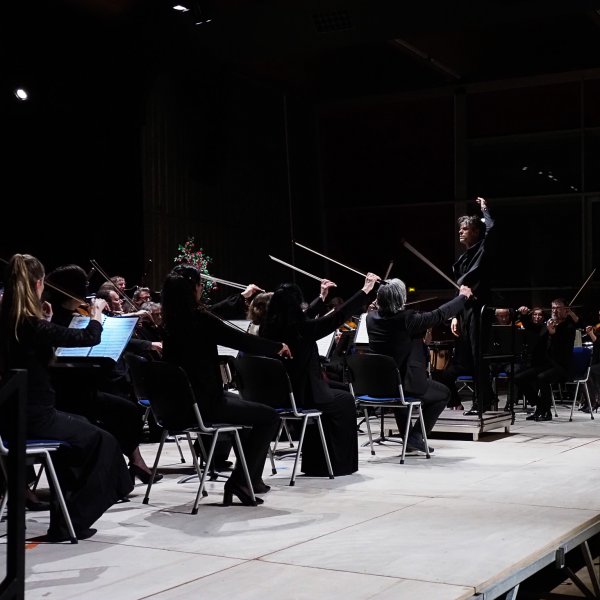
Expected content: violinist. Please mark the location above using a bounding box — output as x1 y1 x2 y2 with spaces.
161 264 292 505
584 310 600 410
516 299 577 421
260 272 380 477
44 264 162 485
367 279 473 453
0 254 133 541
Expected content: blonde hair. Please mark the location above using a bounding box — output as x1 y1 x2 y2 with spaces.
2 253 45 340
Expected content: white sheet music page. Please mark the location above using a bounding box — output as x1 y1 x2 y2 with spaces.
217 319 251 357
316 331 336 358
354 312 370 344
55 314 138 362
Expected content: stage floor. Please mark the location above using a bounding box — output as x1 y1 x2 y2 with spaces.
2 399 600 600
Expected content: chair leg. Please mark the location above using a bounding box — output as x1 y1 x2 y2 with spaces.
363 408 375 455
400 406 412 465
290 417 309 486
143 430 168 505
192 432 220 514
174 435 186 463
0 458 8 522
551 385 558 417
282 421 294 448
315 416 334 480
41 450 77 544
569 382 580 421
418 409 431 459
584 384 594 421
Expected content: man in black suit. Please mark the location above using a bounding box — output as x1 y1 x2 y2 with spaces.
366 279 472 453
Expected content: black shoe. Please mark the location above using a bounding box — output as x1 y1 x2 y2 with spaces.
405 437 434 454
213 460 234 471
252 480 271 494
525 412 539 421
42 527 97 543
535 412 552 422
130 464 163 485
222 480 263 506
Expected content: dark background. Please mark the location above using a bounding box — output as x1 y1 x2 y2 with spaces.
2 0 599 321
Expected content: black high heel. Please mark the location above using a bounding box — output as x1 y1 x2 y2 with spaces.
222 480 263 506
129 464 163 485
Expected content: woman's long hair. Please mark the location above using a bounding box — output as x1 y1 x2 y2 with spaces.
160 264 201 333
246 291 273 325
260 283 305 342
0 254 45 339
0 254 45 374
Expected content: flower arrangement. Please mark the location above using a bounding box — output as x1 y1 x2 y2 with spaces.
173 237 215 301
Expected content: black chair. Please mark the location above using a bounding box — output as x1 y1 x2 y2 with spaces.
140 360 256 513
346 353 430 464
233 355 334 486
124 353 186 463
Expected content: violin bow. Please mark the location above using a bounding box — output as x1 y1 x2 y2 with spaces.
89 259 137 311
200 273 263 292
401 240 460 290
269 255 323 282
568 268 596 306
383 260 394 280
294 242 367 278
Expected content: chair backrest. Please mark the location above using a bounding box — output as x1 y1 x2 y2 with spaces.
142 361 203 431
569 346 593 381
123 352 151 402
233 355 296 411
346 353 404 399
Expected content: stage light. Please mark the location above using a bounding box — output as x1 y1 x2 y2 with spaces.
14 88 28 101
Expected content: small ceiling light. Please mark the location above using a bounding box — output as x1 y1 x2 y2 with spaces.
521 166 528 171
14 88 28 101
173 5 190 12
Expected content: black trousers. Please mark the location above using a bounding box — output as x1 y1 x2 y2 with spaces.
394 379 449 439
208 391 279 485
27 409 133 536
514 364 568 413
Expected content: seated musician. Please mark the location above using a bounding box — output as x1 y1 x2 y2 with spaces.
585 312 600 410
515 299 577 421
261 273 380 476
0 254 133 541
366 279 472 454
44 264 161 484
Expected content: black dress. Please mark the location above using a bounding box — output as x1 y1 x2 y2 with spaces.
262 291 370 476
2 317 133 539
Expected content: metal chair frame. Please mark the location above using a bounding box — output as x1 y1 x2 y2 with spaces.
347 353 430 464
233 355 334 486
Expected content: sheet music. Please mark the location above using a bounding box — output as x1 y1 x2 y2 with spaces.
55 314 138 363
316 331 336 358
217 319 251 358
354 312 370 344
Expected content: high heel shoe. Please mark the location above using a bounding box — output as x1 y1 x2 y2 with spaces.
129 464 163 485
222 480 263 506
253 480 271 494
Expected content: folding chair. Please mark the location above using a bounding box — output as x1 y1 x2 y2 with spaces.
0 437 77 543
141 360 256 512
566 346 594 421
346 353 430 464
233 355 334 486
124 353 186 464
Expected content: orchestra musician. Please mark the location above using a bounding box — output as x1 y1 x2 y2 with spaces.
44 264 161 484
366 279 472 454
0 254 133 542
160 264 292 505
260 272 380 477
515 299 577 421
584 310 600 410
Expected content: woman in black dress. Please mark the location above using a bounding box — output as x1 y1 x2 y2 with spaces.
0 254 133 542
260 272 379 476
160 265 291 505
